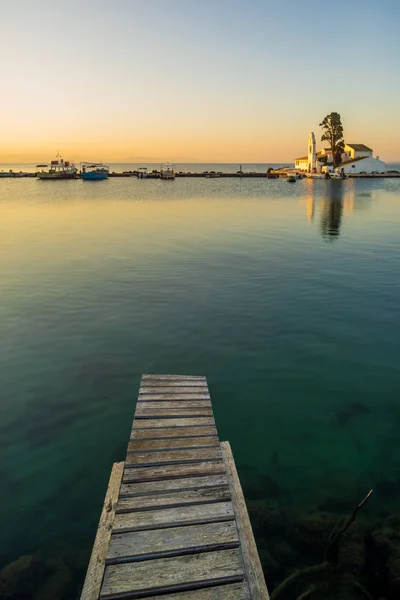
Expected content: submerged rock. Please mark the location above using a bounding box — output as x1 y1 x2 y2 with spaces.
337 526 366 574
372 526 400 599
34 559 73 600
0 555 47 599
294 512 339 553
271 540 297 566
248 504 285 536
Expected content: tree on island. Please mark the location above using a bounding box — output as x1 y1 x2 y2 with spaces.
319 112 345 166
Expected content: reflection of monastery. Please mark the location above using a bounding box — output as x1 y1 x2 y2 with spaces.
295 132 386 174
305 175 373 240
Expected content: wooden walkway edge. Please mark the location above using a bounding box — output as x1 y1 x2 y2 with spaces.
81 375 269 600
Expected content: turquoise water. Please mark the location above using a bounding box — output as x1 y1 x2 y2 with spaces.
1 174 400 596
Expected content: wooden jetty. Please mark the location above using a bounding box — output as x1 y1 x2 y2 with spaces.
81 374 269 600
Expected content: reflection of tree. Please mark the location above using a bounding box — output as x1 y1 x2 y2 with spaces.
320 182 344 242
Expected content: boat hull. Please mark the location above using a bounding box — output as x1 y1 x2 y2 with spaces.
37 173 77 179
82 171 108 180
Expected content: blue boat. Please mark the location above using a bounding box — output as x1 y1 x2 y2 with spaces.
81 162 109 180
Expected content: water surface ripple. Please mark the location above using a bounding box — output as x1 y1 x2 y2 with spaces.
0 175 399 597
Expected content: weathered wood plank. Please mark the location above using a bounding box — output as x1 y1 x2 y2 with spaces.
131 426 218 439
107 520 239 562
221 441 270 600
128 436 219 452
141 582 251 599
113 501 234 532
125 447 222 467
136 401 211 409
137 393 211 401
80 462 124 600
135 408 214 418
142 375 206 381
117 486 230 512
123 461 226 483
100 548 243 597
133 417 215 429
141 381 209 388
120 474 229 497
140 387 210 395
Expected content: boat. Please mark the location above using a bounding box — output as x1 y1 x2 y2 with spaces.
36 155 78 179
287 175 296 182
137 167 148 179
205 172 221 178
160 162 175 180
306 172 325 179
81 162 109 180
330 172 347 179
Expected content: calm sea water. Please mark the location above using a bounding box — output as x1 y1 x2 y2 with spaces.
1 171 400 595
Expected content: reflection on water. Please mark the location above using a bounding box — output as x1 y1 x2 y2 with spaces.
320 184 344 241
304 179 376 241
0 176 400 599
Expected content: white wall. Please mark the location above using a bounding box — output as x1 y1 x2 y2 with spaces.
338 156 386 174
344 145 373 159
295 159 308 171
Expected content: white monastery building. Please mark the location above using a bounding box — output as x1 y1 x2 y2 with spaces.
295 134 386 174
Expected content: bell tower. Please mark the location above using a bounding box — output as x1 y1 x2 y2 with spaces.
307 132 316 173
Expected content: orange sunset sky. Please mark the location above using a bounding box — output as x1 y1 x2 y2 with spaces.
2 0 399 164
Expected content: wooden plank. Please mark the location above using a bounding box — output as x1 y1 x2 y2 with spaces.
131 426 218 439
125 447 222 467
100 548 243 597
113 501 234 532
135 408 214 418
128 436 219 452
221 442 270 600
137 393 211 401
141 381 209 388
138 582 251 599
123 461 226 483
117 486 231 512
136 401 211 409
80 462 124 600
142 375 206 381
139 387 209 395
120 474 229 497
133 417 215 428
107 521 239 562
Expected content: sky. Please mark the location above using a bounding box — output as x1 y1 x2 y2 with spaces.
1 0 400 163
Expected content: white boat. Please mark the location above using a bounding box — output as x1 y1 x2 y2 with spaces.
330 172 347 179
37 155 78 180
306 172 325 179
160 162 175 180
137 167 148 179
